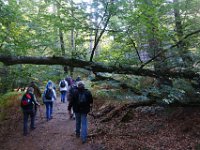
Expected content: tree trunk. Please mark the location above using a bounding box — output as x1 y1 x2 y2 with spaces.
0 55 199 80
173 0 191 67
59 29 65 56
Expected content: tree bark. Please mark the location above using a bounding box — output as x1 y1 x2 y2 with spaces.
0 55 199 80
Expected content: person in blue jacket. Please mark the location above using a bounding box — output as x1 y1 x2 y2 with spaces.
43 80 57 121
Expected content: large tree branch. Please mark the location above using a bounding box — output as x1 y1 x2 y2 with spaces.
90 2 111 62
138 29 200 69
170 29 200 49
90 14 111 62
0 55 199 80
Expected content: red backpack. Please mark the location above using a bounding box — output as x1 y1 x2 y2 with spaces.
21 93 32 108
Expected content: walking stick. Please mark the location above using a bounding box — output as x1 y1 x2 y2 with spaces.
38 105 43 120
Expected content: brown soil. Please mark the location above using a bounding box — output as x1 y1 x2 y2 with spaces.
89 100 200 150
1 98 200 150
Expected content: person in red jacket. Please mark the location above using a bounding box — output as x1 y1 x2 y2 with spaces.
21 87 40 136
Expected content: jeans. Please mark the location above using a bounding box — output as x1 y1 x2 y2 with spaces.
60 91 67 103
75 113 88 142
23 110 35 135
44 102 53 120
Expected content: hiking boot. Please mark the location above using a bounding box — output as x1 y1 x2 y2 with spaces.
69 114 73 120
82 140 86 144
23 132 28 136
30 127 36 130
76 134 80 138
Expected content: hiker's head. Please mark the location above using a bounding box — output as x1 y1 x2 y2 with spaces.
77 81 85 90
76 76 81 81
47 80 53 89
27 87 34 93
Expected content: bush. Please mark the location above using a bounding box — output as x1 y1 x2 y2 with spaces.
0 92 22 121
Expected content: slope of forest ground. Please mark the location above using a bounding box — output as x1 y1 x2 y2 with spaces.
0 94 200 150
89 99 200 150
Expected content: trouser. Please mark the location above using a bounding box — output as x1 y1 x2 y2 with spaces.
60 91 67 103
75 113 88 142
44 102 53 120
23 110 35 134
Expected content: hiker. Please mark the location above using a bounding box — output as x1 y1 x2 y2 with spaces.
59 79 68 103
28 81 42 116
65 76 76 119
75 76 81 84
68 82 77 120
43 80 57 121
68 81 93 143
21 87 40 136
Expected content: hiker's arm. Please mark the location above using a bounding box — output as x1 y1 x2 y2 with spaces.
32 94 40 106
68 101 72 111
42 91 46 103
68 92 73 110
88 91 93 104
33 95 40 104
53 90 57 100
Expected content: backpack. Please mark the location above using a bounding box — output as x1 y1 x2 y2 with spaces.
21 93 32 108
77 92 88 106
60 80 66 88
45 88 53 100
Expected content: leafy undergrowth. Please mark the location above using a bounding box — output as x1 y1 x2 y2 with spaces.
0 92 22 142
89 99 200 150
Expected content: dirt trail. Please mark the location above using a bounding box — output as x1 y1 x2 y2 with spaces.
0 99 93 150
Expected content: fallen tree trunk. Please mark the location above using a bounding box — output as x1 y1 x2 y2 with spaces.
0 55 199 80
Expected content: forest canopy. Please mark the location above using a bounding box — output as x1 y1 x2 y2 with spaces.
0 0 200 98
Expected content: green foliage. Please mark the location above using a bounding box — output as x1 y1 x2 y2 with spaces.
173 79 194 93
1 0 200 97
0 63 64 93
0 92 21 121
161 86 186 104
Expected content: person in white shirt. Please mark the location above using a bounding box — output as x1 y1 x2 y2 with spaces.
59 79 68 103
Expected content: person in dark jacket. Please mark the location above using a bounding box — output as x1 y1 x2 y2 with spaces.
68 84 77 119
21 87 40 136
28 81 42 115
69 81 93 143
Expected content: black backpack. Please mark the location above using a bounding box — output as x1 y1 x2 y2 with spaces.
60 80 66 88
21 93 32 108
77 91 88 106
45 88 53 100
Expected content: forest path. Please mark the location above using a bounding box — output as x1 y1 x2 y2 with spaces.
0 98 93 150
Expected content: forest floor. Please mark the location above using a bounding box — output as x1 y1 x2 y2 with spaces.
0 97 200 150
